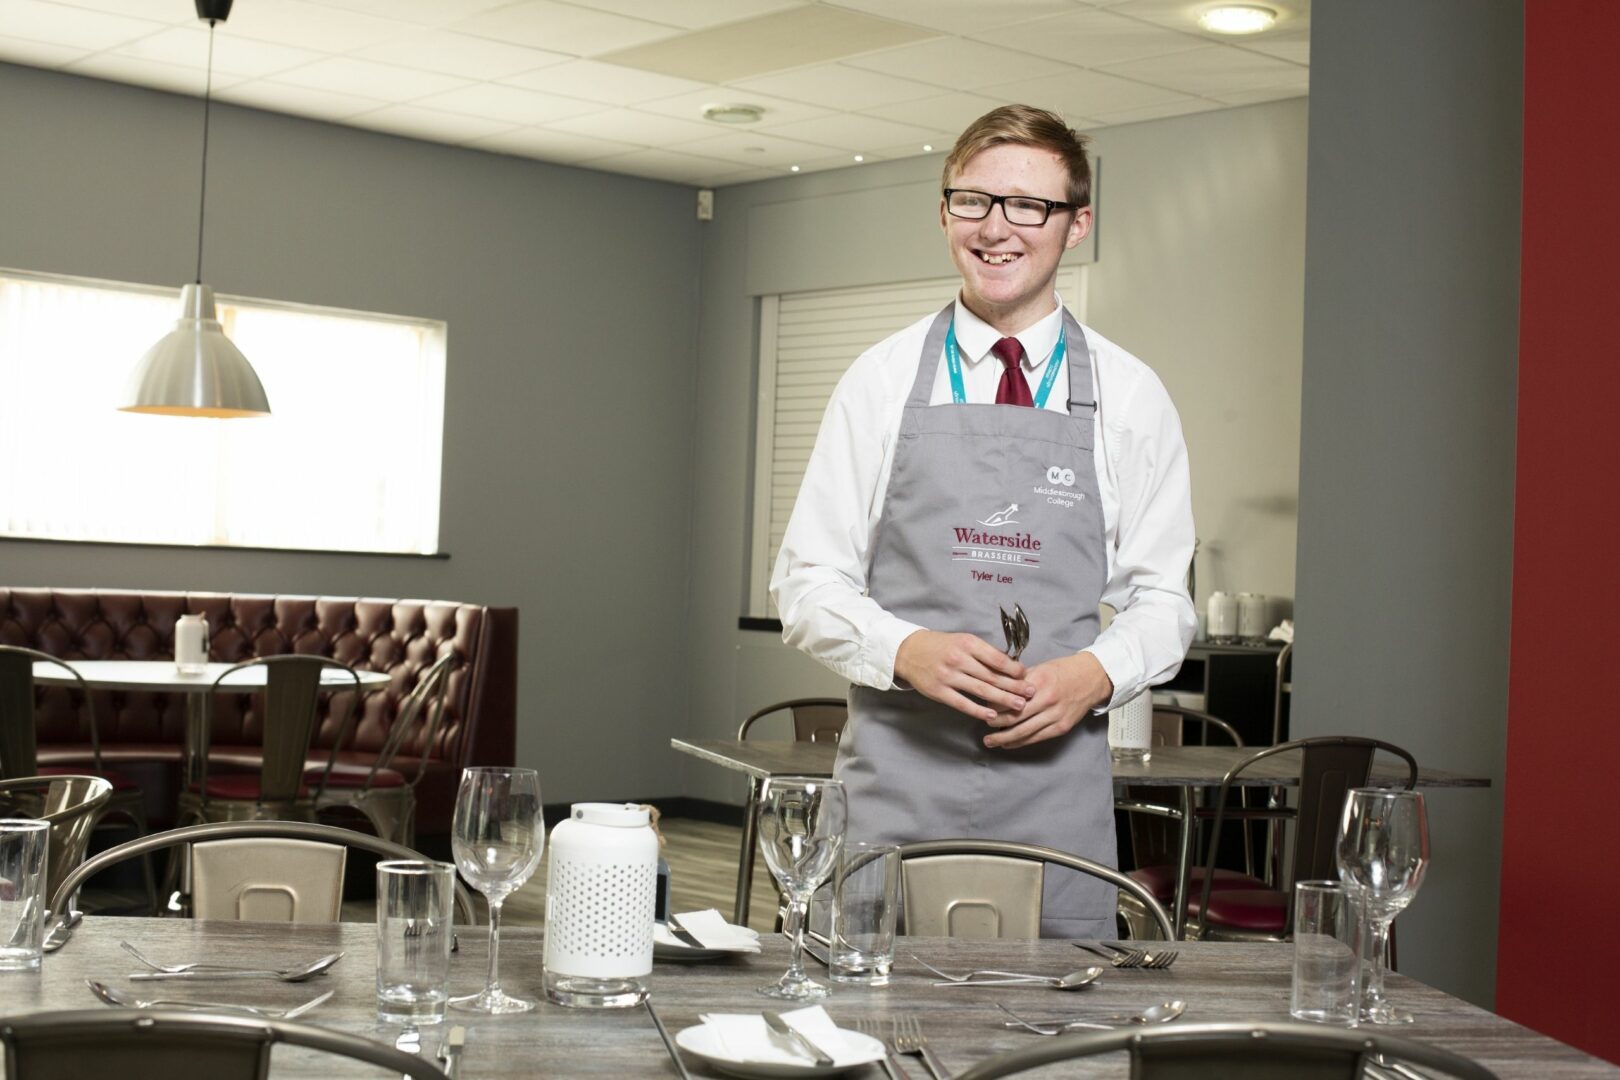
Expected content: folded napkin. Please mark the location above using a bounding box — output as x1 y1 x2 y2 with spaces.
699 1005 876 1067
1269 618 1295 643
655 909 760 952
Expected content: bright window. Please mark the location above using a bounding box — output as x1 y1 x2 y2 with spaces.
0 268 446 554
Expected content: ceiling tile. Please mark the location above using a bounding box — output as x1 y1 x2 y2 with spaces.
0 0 164 50
842 37 1073 90
307 0 514 26
867 91 1008 134
731 62 941 112
1210 84 1310 107
635 87 832 129
823 0 1076 37
763 111 940 153
670 129 847 167
354 30 570 80
569 0 806 30
44 0 193 20
980 66 1194 118
0 31 83 67
1241 30 1310 65
795 149 892 174
546 107 719 148
112 26 324 79
1084 97 1222 127
347 103 516 143
450 0 681 56
64 51 246 95
971 6 1208 68
1098 44 1305 97
273 56 471 102
1105 0 1311 43
466 125 641 163
595 5 938 83
500 59 707 106
411 82 602 125
217 78 387 120
582 147 745 185
221 0 412 53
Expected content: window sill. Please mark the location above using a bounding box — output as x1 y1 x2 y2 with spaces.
0 535 449 560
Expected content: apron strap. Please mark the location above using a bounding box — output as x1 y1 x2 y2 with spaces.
906 304 957 409
1061 307 1096 420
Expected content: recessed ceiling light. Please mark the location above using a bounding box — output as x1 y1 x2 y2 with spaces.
1198 4 1278 34
702 103 765 124
790 165 801 172
923 143 933 152
853 154 865 162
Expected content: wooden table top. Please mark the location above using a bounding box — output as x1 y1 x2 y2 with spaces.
671 739 1492 789
18 917 1608 1078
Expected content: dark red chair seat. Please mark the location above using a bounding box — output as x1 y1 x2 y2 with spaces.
1129 863 1267 902
303 764 407 790
37 764 141 792
193 775 310 801
1184 887 1288 933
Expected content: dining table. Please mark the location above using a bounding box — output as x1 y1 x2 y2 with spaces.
669 738 1492 935
13 914 1614 1078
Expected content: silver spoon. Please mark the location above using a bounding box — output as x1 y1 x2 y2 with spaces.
85 979 335 1020
998 999 1186 1033
936 967 1103 990
130 951 344 982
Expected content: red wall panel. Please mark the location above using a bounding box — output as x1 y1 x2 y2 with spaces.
1498 0 1620 1064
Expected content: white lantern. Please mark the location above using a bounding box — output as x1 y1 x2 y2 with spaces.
543 802 658 1008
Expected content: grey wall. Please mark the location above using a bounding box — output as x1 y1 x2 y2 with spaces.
0 62 703 804
1293 0 1522 1007
684 97 1308 804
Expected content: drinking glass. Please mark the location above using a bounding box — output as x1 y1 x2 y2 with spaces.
756 776 847 1000
1336 788 1429 1024
376 860 455 1024
450 766 544 1014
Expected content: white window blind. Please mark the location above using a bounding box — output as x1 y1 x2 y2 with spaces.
749 267 1085 617
0 268 446 555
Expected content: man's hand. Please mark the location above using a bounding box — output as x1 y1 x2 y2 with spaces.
983 652 1114 750
894 629 1034 723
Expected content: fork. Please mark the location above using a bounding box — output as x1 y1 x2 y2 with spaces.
891 1016 952 1080
910 955 1050 984
851 1019 911 1080
1106 941 1178 969
1075 942 1146 968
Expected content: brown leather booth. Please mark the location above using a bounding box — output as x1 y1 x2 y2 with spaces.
0 587 517 840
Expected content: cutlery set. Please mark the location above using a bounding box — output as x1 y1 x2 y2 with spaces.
1074 941 1180 969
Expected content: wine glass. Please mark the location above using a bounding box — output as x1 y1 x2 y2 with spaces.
1336 787 1429 1024
756 776 847 1000
450 766 544 1014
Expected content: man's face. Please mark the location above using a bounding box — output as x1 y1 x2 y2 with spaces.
941 143 1091 332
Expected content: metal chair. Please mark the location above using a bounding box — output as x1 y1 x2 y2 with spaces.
952 1021 1498 1080
309 652 456 847
177 656 362 824
734 697 847 926
45 820 476 942
1189 736 1418 941
0 775 112 913
897 838 1174 941
0 646 156 906
0 1009 448 1080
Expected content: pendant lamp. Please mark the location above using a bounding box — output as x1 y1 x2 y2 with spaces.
121 0 269 418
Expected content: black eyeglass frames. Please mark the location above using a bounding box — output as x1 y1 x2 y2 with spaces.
943 188 1080 227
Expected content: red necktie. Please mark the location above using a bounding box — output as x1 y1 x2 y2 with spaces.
992 337 1033 407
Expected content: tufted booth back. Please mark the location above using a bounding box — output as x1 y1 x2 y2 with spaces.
0 587 518 836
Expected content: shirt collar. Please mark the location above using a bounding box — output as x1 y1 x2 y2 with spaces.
952 293 1065 371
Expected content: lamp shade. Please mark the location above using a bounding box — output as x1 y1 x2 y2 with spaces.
120 283 269 417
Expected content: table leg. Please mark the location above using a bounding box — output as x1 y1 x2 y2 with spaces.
734 777 762 927
1173 784 1196 940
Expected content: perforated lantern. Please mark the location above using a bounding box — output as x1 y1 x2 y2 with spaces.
542 802 657 1008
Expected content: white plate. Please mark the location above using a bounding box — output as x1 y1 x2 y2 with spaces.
653 922 761 961
674 1024 885 1078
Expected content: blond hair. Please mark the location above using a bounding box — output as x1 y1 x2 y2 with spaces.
943 104 1092 207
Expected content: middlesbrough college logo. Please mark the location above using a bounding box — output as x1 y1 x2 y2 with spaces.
1046 465 1076 487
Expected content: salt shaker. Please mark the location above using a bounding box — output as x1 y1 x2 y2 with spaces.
1108 690 1153 764
543 802 657 1008
174 613 209 675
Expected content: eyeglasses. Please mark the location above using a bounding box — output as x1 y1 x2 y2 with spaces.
943 188 1080 227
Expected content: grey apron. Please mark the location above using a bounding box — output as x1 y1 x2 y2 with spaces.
835 303 1115 938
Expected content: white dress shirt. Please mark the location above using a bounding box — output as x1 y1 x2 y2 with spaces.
770 294 1196 712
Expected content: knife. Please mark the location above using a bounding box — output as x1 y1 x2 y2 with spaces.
764 1011 835 1067
437 1024 466 1079
663 914 706 949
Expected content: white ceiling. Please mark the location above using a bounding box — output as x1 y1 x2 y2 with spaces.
0 0 1310 186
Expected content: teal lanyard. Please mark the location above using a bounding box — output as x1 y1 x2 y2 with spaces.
944 321 1066 409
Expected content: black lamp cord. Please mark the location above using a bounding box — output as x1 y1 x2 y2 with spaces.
195 19 215 285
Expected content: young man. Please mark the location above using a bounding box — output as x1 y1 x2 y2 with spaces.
771 105 1195 937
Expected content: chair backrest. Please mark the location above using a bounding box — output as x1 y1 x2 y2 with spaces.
46 820 477 939
0 1009 448 1080
898 839 1174 941
951 1021 1498 1080
0 647 103 781
323 652 457 794
0 775 112 907
1199 736 1419 920
738 698 847 744
209 657 361 803
1150 704 1243 749
191 838 348 922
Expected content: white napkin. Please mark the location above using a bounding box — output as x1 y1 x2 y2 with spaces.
699 1005 875 1067
1269 618 1295 643
656 908 760 952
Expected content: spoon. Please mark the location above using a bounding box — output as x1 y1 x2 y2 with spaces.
998 999 1186 1034
130 951 344 982
932 968 1104 990
86 979 335 1020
